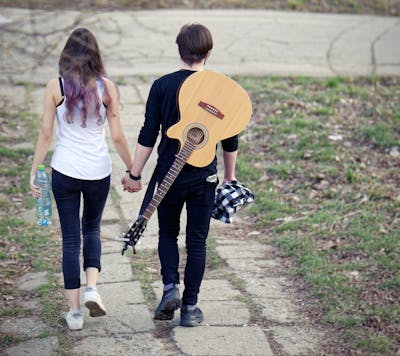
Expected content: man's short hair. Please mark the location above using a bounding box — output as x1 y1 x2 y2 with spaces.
176 24 213 65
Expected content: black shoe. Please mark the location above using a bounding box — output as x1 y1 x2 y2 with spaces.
154 286 181 320
180 305 204 327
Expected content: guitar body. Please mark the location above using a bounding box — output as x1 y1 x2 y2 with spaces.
167 70 252 167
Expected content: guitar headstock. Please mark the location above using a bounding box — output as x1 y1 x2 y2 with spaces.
115 216 147 255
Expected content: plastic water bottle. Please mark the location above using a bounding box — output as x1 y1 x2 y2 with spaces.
34 164 52 226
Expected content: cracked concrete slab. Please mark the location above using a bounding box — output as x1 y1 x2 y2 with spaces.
174 326 273 355
16 271 48 291
71 334 166 355
0 317 49 338
270 325 325 355
4 336 59 356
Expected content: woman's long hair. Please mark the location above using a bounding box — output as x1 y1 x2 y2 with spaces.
59 28 106 127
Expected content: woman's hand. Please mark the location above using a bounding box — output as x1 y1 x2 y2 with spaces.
30 174 40 198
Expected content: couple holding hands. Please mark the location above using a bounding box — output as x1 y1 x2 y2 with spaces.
30 24 241 330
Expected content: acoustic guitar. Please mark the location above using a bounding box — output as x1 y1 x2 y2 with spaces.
117 70 252 255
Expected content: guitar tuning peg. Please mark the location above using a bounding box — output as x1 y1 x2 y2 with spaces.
115 236 129 242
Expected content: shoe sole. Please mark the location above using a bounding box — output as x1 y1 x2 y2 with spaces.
67 323 83 330
85 301 107 317
179 317 204 327
66 315 83 330
154 298 181 320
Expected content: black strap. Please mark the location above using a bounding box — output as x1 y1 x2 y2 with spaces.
58 77 64 96
139 167 158 216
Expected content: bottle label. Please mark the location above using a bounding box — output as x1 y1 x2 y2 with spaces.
44 209 49 216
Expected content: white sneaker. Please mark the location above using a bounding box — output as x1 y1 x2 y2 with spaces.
66 309 83 330
84 288 107 317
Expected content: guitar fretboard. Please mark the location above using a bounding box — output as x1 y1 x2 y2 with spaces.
142 140 197 220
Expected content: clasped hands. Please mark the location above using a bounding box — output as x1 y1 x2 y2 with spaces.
121 172 142 193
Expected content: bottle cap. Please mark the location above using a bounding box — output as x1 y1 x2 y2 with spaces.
38 164 45 170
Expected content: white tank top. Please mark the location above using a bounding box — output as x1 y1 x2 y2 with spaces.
51 78 111 180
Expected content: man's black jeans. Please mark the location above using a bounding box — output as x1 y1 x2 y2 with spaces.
157 177 217 306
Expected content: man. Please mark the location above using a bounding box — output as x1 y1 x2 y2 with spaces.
123 23 239 327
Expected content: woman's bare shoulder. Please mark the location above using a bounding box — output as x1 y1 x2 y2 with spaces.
45 77 63 104
102 77 117 91
46 77 61 90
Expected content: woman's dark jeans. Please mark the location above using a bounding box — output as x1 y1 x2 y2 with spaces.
157 177 217 306
52 169 110 290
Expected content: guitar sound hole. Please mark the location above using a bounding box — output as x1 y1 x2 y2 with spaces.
187 127 205 145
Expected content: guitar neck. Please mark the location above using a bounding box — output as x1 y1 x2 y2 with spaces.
142 140 196 220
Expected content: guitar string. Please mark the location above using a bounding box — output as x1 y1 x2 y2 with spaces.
142 130 204 219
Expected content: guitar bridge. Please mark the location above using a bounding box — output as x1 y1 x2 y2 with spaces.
198 101 224 119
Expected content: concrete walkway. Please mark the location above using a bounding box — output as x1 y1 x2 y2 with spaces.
1 7 399 356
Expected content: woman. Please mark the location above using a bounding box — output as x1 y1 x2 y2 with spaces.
30 28 133 330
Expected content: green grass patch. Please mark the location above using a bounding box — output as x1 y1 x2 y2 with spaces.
357 335 393 354
237 75 400 354
206 236 227 270
0 218 53 264
0 335 25 351
249 192 295 225
236 155 262 182
0 307 27 318
37 279 64 328
0 94 66 350
129 249 158 306
362 124 399 147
